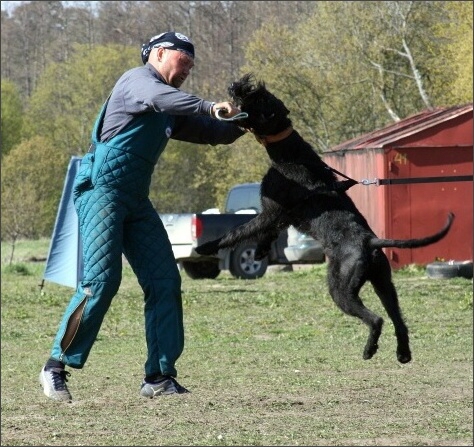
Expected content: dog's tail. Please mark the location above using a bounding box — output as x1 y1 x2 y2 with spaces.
369 212 455 249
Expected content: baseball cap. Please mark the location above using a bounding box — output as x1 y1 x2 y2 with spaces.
141 32 195 64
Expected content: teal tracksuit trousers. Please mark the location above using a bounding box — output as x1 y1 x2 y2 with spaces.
50 101 183 378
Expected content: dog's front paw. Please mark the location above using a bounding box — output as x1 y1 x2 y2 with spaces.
195 240 221 256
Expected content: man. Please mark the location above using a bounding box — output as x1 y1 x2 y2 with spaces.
39 32 245 401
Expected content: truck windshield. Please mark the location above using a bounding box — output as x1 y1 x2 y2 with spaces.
225 183 261 213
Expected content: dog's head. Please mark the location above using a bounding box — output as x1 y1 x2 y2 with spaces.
228 73 291 136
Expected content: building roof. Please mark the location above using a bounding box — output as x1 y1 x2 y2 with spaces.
325 103 473 153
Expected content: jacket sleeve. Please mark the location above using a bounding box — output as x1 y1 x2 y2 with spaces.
171 115 246 145
117 66 215 116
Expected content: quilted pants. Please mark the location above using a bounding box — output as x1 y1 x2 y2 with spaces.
50 185 183 378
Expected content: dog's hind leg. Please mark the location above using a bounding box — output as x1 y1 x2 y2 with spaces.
327 258 384 361
368 251 411 363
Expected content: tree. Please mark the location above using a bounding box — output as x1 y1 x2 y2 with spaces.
210 133 270 210
1 136 69 246
4 1 470 217
1 1 321 210
426 1 473 106
22 44 137 156
1 1 101 99
1 79 23 158
1 1 67 97
240 1 471 153
341 1 454 114
150 140 212 213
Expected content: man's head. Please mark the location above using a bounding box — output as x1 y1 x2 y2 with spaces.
141 32 195 88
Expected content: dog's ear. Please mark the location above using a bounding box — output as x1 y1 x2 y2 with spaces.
242 73 255 85
228 73 259 104
228 82 242 104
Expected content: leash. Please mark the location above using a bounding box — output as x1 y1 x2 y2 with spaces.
326 166 473 186
326 166 355 182
243 124 473 187
215 109 248 121
367 175 473 186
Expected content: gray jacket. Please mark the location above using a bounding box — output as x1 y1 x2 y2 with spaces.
100 62 244 145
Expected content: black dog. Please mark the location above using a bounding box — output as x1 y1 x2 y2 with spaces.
197 73 454 364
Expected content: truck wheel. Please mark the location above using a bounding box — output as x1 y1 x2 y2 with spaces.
426 261 473 279
229 243 268 279
182 261 220 280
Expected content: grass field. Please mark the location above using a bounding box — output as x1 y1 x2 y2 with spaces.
1 239 472 446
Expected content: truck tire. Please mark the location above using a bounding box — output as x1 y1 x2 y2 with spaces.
182 260 220 280
229 243 268 279
426 261 473 279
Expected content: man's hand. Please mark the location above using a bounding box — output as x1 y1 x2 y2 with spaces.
212 102 241 119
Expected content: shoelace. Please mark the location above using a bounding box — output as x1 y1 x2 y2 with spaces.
49 368 71 391
168 377 190 394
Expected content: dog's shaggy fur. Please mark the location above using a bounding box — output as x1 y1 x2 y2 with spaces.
197 73 454 363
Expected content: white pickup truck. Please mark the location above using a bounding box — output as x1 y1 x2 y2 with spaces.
159 183 324 280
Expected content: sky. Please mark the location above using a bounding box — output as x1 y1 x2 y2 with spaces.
1 1 100 12
1 1 25 12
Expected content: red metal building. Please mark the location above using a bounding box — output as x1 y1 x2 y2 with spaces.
322 103 473 269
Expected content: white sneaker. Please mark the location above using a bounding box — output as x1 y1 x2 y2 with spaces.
140 376 189 398
39 366 72 402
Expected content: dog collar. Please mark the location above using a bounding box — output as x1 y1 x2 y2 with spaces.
254 126 293 146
